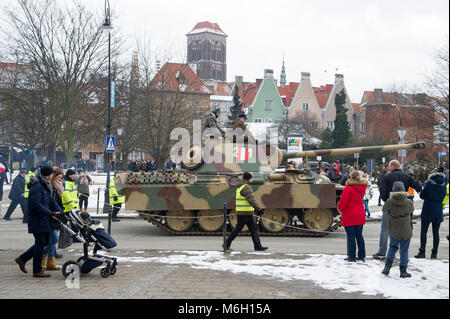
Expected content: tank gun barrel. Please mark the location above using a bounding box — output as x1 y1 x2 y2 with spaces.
282 142 425 162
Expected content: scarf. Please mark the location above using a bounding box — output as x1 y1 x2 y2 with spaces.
39 175 53 196
52 180 64 196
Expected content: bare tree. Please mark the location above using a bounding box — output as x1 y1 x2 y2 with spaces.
2 0 122 163
425 40 449 142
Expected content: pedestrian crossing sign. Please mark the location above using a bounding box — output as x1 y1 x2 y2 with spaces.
106 136 115 153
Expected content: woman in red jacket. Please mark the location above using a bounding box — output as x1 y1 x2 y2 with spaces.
338 170 368 262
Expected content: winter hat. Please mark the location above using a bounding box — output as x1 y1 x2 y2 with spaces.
19 169 27 175
40 165 54 177
392 181 405 192
66 169 76 177
243 172 253 181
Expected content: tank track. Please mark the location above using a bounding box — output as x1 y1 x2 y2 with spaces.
139 213 341 237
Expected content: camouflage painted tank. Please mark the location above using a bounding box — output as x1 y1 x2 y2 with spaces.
114 141 425 237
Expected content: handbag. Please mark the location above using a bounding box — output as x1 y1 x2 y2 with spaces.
58 227 73 249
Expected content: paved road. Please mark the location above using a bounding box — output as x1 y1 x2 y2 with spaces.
1 187 448 300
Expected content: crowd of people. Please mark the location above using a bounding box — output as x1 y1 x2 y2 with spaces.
337 159 448 278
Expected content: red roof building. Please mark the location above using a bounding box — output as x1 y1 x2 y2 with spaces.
186 21 228 37
278 82 299 107
313 84 334 109
150 62 212 95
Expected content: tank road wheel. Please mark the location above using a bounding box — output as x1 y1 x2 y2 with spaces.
165 211 194 232
303 208 334 231
197 210 224 232
261 209 289 233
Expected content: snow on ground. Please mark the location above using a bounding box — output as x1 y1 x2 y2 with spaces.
110 251 449 299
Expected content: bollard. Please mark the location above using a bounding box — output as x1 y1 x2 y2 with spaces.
96 188 100 215
223 203 227 252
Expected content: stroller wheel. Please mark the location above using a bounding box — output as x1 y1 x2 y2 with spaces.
100 267 110 278
62 261 80 279
110 267 117 275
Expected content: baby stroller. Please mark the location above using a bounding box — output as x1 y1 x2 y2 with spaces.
55 210 118 278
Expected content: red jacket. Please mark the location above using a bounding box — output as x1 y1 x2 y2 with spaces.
338 179 368 227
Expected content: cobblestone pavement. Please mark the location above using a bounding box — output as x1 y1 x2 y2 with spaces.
0 249 383 299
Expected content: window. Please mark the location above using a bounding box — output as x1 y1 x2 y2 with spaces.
302 102 309 111
348 122 352 131
312 121 318 129
326 121 334 130
254 118 262 123
264 118 272 123
264 100 273 110
361 123 365 132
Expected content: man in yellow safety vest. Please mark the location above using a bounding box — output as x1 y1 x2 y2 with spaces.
109 175 125 222
22 167 39 223
223 172 267 251
61 169 80 213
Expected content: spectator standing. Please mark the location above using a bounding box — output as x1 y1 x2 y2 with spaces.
14 166 63 278
362 173 373 217
61 169 80 213
338 170 368 262
381 181 415 278
377 166 389 206
75 169 92 213
3 169 27 221
415 168 447 259
373 160 422 260
327 163 342 183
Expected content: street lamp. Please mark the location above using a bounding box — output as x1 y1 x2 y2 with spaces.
103 0 113 234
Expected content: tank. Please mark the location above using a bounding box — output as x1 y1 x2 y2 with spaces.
114 141 425 237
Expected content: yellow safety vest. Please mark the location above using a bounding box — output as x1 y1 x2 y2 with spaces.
443 184 449 208
24 171 35 199
109 180 125 205
235 184 254 212
61 179 80 212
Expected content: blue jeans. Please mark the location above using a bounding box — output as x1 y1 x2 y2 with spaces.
363 200 370 216
377 210 389 255
43 229 59 258
386 236 411 267
344 225 366 260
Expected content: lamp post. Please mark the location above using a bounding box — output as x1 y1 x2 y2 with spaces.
102 0 113 234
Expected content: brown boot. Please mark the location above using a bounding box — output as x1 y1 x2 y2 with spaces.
33 271 51 278
15 257 27 273
46 257 61 271
41 254 48 270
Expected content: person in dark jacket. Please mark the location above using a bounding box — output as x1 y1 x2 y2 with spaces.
327 163 342 183
3 169 27 221
381 181 415 278
373 160 422 260
415 170 447 259
224 172 267 251
14 166 63 278
377 166 389 206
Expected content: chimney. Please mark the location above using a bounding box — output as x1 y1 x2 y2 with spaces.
301 72 311 81
235 75 243 87
374 88 383 103
264 69 274 79
335 73 344 84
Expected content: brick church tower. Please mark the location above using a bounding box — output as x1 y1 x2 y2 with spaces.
186 21 227 84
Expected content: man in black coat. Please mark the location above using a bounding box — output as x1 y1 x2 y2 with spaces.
373 160 422 259
14 166 63 278
3 169 27 221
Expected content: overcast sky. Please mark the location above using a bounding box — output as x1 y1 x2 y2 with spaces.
2 0 449 102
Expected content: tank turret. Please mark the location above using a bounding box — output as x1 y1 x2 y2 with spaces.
115 141 425 236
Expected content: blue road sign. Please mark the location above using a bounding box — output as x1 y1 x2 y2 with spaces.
106 135 115 153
